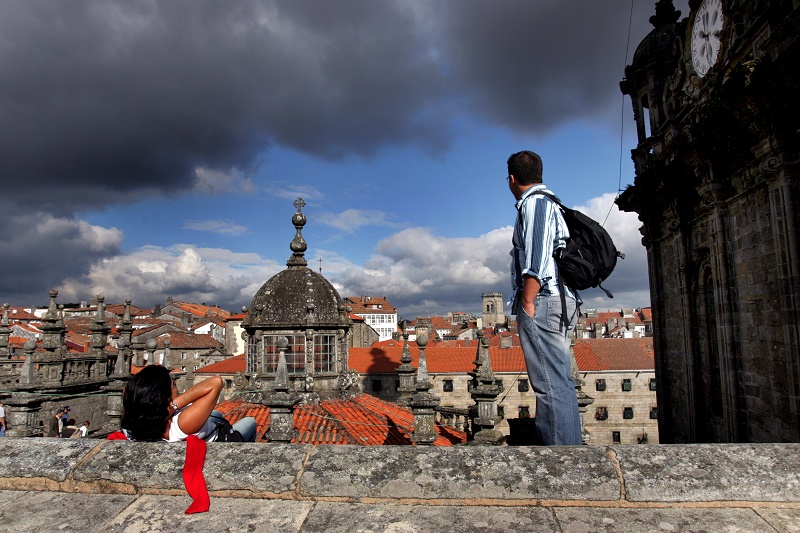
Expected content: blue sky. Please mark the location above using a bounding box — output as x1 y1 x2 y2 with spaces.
0 0 690 318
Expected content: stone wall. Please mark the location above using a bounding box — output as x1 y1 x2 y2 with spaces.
582 370 659 445
0 439 797 531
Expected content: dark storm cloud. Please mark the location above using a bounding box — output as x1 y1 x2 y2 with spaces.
0 0 677 307
0 0 667 211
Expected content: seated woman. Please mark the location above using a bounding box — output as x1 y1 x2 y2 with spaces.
121 365 256 442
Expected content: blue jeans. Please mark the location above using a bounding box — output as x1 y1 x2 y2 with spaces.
517 294 581 445
210 410 257 442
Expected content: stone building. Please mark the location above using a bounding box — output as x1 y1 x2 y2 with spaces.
0 293 133 436
240 198 353 400
481 292 506 328
350 337 657 444
215 198 467 445
617 0 800 442
343 295 398 342
576 338 659 445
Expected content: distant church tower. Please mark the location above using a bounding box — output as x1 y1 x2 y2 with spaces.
617 0 800 443
481 292 505 328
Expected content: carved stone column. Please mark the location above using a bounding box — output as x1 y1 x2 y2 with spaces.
571 339 594 445
409 334 440 445
0 303 10 357
263 337 298 443
469 334 503 445
395 330 416 406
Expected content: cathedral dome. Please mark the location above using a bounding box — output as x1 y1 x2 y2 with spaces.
244 266 346 327
631 1 683 69
242 197 348 329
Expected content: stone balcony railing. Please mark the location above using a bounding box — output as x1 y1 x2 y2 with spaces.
0 439 797 531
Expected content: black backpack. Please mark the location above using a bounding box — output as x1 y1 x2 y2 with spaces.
209 414 246 442
529 190 624 298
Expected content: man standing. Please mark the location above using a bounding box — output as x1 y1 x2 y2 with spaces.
507 150 581 445
47 408 63 437
0 400 6 437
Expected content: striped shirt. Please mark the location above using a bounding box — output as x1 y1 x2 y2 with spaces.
510 184 576 302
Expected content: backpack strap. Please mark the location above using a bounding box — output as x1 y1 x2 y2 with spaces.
528 190 574 331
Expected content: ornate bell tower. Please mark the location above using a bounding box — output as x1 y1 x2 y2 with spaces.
617 0 800 443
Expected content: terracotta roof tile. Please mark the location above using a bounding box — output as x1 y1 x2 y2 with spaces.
344 296 397 314
573 338 654 371
348 345 526 374
196 354 245 374
169 301 233 319
215 393 466 446
0 307 38 321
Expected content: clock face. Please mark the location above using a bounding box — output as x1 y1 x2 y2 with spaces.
691 0 724 77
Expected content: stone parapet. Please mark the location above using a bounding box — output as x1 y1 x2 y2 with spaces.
0 439 798 531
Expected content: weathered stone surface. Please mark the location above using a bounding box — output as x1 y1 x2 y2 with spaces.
300 445 619 500
755 508 800 533
76 442 311 494
74 440 188 490
303 502 557 532
612 443 800 502
203 443 311 494
105 495 312 532
554 507 777 532
0 438 97 482
0 490 135 532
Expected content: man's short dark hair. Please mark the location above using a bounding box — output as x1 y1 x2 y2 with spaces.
507 151 543 185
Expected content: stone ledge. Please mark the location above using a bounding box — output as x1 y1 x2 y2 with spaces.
0 439 798 506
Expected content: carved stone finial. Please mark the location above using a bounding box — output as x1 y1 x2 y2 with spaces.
649 0 681 27
123 299 132 323
415 334 430 387
273 336 290 391
287 198 308 267
47 289 59 319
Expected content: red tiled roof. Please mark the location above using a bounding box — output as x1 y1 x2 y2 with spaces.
169 301 232 319
0 307 38 321
573 338 654 371
216 393 467 446
189 317 226 331
344 296 397 314
104 303 150 317
349 345 527 374
8 336 31 349
14 323 42 334
195 354 245 374
195 338 653 378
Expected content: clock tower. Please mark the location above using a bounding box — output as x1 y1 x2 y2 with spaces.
618 0 800 443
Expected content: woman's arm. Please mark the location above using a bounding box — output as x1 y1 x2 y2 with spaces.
170 376 223 436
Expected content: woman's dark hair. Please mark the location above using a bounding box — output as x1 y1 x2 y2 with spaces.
121 365 173 441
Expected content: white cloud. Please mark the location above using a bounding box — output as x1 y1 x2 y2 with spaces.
332 226 512 317
183 219 248 235
59 245 282 310
330 193 651 317
51 193 650 316
319 208 400 233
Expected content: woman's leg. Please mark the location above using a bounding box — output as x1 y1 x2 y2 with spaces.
232 417 257 442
